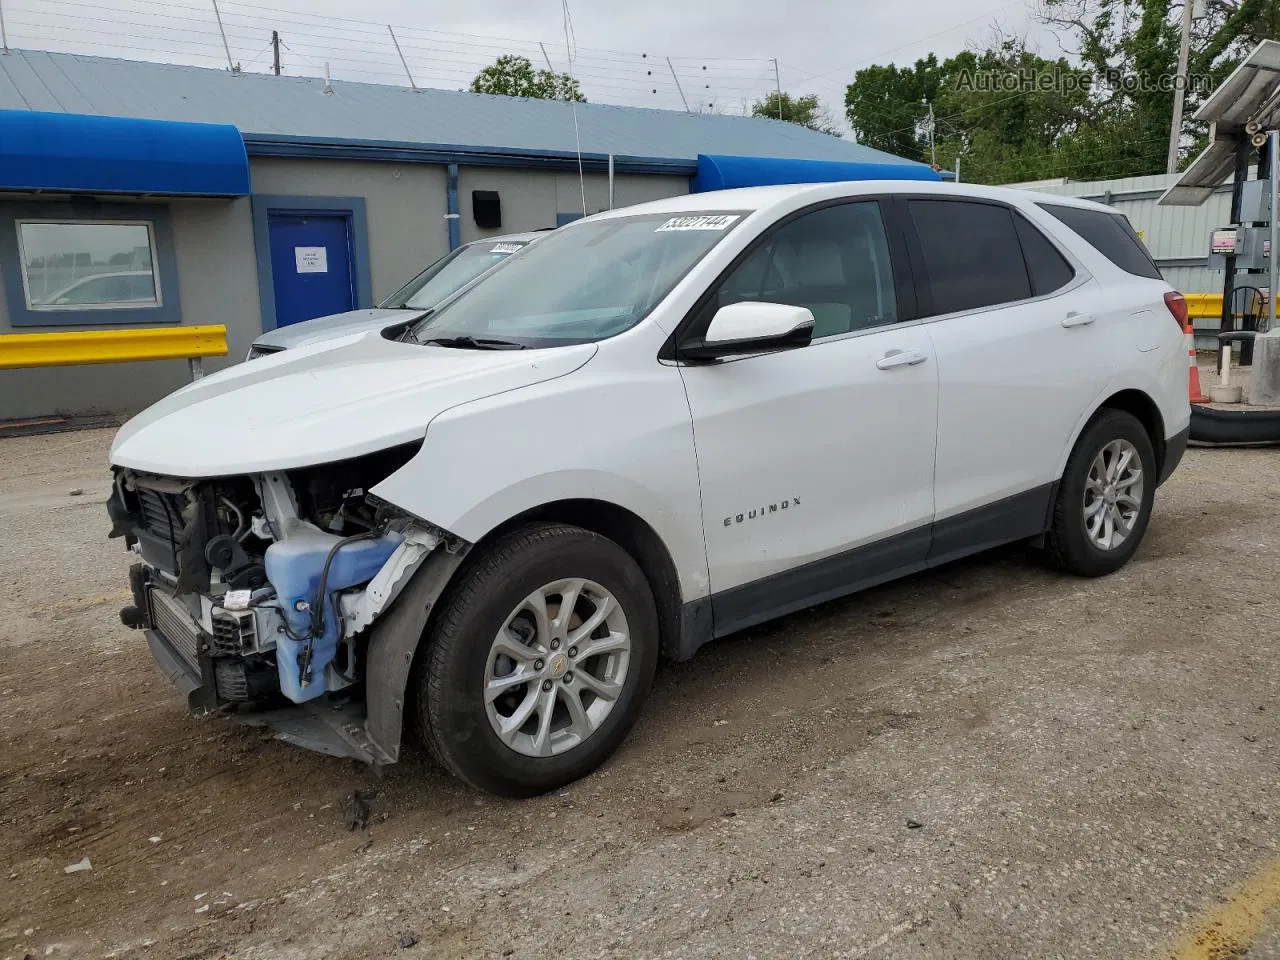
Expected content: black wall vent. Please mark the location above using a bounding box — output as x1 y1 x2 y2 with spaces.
472 190 502 229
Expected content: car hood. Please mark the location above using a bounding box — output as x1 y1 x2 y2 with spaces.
111 332 597 477
252 308 422 351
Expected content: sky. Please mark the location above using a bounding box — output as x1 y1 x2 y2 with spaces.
1 0 1064 134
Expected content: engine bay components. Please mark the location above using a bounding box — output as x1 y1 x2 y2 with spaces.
110 441 435 717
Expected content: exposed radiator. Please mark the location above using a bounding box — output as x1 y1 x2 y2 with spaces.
148 588 203 669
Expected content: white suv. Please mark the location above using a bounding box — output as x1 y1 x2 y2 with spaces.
108 181 1190 796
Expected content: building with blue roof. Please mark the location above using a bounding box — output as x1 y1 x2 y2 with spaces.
0 48 932 417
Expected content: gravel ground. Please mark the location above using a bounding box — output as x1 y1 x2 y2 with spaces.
1 428 1278 960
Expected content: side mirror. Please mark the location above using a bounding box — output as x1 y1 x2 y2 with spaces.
679 301 815 362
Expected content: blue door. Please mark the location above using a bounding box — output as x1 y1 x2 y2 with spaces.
267 213 355 327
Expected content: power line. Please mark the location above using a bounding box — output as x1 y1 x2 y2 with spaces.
8 0 843 116
19 0 776 68
9 39 770 104
18 0 1033 106
7 10 780 99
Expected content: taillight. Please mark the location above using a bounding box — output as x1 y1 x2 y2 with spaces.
1164 291 1189 331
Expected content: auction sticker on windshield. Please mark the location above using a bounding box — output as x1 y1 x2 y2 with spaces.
654 215 741 232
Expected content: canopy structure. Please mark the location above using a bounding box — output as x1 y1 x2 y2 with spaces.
1160 40 1280 207
691 153 942 193
0 109 250 197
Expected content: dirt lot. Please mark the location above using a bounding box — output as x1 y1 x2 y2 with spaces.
2 427 1278 960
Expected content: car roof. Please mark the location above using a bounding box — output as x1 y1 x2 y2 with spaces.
583 180 1118 223
65 270 153 279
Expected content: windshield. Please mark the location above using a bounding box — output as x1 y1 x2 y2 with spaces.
411 212 746 347
382 239 529 309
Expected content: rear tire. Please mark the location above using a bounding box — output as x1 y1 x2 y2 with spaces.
1044 409 1156 577
418 522 658 797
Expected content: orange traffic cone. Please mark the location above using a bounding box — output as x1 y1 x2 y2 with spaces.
1186 320 1209 404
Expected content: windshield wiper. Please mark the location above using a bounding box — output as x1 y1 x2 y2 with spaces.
421 335 527 350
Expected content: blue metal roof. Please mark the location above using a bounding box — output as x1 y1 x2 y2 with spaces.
0 49 925 173
692 154 942 191
0 109 250 196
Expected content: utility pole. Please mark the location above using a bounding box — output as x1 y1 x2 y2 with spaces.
773 58 782 119
1167 0 1194 173
1270 130 1279 329
927 102 937 167
539 42 555 72
271 29 281 76
1 0 10 55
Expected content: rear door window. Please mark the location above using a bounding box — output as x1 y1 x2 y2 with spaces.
1014 214 1075 296
907 200 1031 315
1038 203 1161 280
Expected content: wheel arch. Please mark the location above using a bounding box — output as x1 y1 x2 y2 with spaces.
474 498 688 663
1095 388 1167 476
1057 385 1168 481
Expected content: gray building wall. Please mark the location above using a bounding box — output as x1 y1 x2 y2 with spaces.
1 157 693 421
248 156 450 302
1 195 258 420
457 169 687 243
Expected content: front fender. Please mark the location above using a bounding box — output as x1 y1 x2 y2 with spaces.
369 354 709 603
363 545 468 762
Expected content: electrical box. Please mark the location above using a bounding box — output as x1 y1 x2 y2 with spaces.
1241 228 1272 270
1208 227 1238 270
1208 226 1271 272
1239 179 1273 225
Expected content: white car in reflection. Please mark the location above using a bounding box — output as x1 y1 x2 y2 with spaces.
38 270 157 307
247 232 543 359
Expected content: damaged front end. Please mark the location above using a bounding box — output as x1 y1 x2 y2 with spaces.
109 442 465 764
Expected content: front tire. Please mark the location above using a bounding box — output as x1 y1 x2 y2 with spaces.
418 522 659 797
1044 409 1156 577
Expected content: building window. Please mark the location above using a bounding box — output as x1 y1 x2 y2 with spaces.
0 201 181 328
17 221 161 310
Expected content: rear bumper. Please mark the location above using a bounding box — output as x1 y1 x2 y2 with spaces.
1159 425 1190 486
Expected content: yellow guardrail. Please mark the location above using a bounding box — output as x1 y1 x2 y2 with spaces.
1185 292 1280 321
0 325 227 371
1185 293 1222 319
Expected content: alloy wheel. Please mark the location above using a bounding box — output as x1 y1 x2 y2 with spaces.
483 578 631 758
1082 438 1144 551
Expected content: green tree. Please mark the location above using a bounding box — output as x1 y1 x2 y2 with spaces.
751 91 842 135
470 54 586 102
1040 0 1280 171
843 56 942 162
929 43 1101 182
845 44 1095 179
844 1 1280 183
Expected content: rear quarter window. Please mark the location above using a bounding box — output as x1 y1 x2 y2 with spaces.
1013 213 1075 296
1038 203 1161 280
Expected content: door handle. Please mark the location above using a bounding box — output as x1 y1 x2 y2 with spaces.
876 349 928 370
1062 312 1096 328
